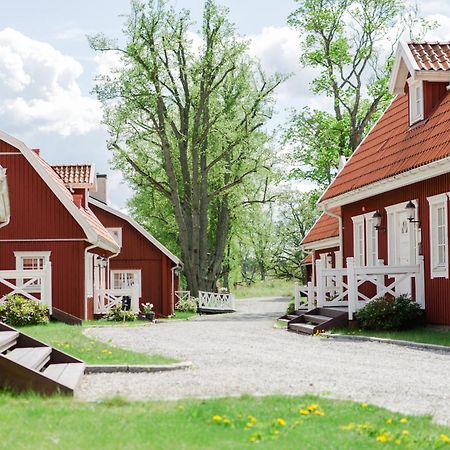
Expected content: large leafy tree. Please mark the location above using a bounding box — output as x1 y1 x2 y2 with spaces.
90 0 283 295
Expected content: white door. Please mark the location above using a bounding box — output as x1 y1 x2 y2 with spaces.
394 210 415 295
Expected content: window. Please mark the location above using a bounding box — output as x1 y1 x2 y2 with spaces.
14 251 51 292
111 270 142 297
365 213 379 266
427 193 449 278
408 79 424 125
107 228 122 247
352 215 365 266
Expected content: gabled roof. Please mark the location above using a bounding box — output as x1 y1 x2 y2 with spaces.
0 129 119 254
320 88 450 204
52 164 95 188
89 197 182 266
301 213 339 249
408 42 450 71
301 253 313 265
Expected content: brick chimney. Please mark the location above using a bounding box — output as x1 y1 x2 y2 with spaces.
90 174 108 204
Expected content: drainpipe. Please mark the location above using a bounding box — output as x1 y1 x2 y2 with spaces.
84 243 97 321
321 206 343 268
170 264 182 315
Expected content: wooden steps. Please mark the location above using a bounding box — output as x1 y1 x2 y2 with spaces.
287 307 348 335
277 309 308 322
0 322 85 395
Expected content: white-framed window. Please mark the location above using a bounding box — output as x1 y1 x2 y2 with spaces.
14 251 51 292
107 228 122 247
365 212 379 266
352 215 365 266
427 193 449 278
110 270 142 297
408 78 424 125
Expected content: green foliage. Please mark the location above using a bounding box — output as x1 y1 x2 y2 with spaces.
105 304 138 322
175 296 198 313
356 295 424 331
286 300 295 315
0 295 49 327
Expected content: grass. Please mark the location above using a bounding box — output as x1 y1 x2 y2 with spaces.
0 393 449 449
165 310 198 320
18 322 177 365
232 279 294 299
333 326 450 347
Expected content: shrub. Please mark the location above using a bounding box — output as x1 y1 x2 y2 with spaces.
105 304 138 322
175 296 198 312
356 295 424 331
0 294 49 327
286 300 295 315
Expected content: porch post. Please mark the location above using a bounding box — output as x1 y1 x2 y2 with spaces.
316 258 325 307
416 255 425 308
346 257 357 320
335 250 343 297
294 282 300 311
376 259 384 297
307 281 314 310
45 262 52 314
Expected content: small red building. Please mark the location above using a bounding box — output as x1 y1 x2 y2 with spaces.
306 42 450 325
0 129 181 320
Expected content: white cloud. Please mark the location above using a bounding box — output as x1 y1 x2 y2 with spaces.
54 27 93 42
423 14 450 41
0 27 102 136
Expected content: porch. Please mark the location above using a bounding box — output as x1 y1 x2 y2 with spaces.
294 256 425 321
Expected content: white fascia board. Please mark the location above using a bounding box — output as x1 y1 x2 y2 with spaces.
320 155 450 210
0 129 119 254
89 197 182 265
389 41 420 94
300 236 340 251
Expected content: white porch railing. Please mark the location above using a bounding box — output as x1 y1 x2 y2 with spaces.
0 263 52 313
316 256 425 320
174 290 191 308
293 282 316 310
94 287 139 315
198 291 235 312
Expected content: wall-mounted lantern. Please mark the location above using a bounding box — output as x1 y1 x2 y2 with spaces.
372 210 385 231
405 200 420 225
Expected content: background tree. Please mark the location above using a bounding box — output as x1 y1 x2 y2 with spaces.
90 0 284 295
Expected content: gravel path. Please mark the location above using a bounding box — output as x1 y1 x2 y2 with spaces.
79 297 450 425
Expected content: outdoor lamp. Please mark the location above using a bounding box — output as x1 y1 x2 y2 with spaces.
406 200 419 224
372 210 383 231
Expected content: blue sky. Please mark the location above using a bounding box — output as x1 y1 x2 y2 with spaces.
1 1 449 208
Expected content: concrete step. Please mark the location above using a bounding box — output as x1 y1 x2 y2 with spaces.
0 331 19 353
5 347 52 371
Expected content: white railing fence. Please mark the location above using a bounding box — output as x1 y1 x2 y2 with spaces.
0 263 52 313
174 290 191 308
94 286 139 315
316 256 425 320
198 291 235 312
293 282 316 310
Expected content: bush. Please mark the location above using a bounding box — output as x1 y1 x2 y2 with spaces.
286 300 295 315
105 304 138 322
0 295 49 327
356 295 424 331
175 296 198 312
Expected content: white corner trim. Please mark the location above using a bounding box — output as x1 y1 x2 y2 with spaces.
0 129 119 254
89 197 181 265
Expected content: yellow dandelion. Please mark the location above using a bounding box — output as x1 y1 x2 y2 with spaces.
212 415 222 422
386 418 393 424
299 408 310 415
401 430 409 436
394 439 401 445
307 404 319 411
361 403 368 408
441 434 450 444
314 409 325 416
400 418 408 424
376 432 391 443
247 415 257 423
245 422 254 429
340 423 355 431
276 418 286 427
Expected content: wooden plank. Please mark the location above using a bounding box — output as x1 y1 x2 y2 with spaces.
52 307 82 326
0 331 19 353
5 347 52 371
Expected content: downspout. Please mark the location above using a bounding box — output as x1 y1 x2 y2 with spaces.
170 263 183 315
84 243 97 321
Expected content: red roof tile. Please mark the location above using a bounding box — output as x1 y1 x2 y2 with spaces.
301 213 339 245
301 253 313 265
321 91 450 202
409 42 450 71
52 164 94 188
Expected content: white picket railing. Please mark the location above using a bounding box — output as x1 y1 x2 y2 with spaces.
198 291 235 312
315 256 425 320
94 287 139 314
0 263 52 313
174 290 191 307
293 282 316 310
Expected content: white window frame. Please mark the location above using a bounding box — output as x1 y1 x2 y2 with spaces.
110 270 142 297
14 251 51 293
364 212 379 266
107 228 122 247
408 78 424 125
427 193 449 279
352 214 365 267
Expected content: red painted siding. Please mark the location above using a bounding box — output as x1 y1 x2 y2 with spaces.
342 173 450 325
0 140 88 318
90 204 177 316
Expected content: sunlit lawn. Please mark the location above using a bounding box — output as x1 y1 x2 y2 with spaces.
1 393 449 449
232 279 294 299
18 322 177 365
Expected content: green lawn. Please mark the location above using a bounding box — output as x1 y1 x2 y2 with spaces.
166 310 198 320
0 393 449 449
18 322 177 365
232 279 294 299
333 326 450 347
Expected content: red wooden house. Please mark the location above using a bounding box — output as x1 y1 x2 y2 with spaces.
304 42 450 326
0 129 181 320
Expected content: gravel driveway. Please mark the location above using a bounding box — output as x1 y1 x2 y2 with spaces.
79 297 450 425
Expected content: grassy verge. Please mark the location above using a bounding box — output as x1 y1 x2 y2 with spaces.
19 322 177 365
232 279 293 299
332 326 450 347
0 393 449 449
164 310 198 320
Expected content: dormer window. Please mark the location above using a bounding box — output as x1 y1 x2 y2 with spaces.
408 79 424 125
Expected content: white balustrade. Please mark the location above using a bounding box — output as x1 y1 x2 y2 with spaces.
198 291 235 312
94 287 139 314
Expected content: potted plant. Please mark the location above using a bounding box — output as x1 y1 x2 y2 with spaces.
141 302 155 321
